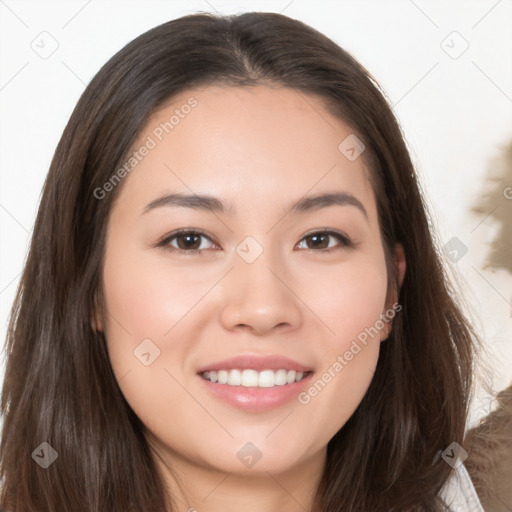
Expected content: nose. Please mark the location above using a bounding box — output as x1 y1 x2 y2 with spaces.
219 253 303 335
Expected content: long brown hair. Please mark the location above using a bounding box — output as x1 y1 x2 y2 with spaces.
0 12 477 511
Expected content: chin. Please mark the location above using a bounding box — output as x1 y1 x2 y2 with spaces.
196 438 319 476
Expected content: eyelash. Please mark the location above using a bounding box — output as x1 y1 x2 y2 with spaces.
156 228 354 256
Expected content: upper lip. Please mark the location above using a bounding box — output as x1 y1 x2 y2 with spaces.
196 354 314 373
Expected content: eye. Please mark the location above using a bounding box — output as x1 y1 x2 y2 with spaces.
157 228 353 255
296 229 353 253
158 229 218 255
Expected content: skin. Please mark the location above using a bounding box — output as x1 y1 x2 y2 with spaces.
95 85 406 512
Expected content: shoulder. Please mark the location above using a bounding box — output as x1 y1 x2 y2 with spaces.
439 462 484 512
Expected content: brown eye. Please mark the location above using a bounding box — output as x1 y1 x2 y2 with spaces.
175 233 202 250
297 230 352 252
159 230 217 254
304 233 330 249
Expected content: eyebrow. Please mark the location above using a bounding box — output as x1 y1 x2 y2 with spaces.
142 191 368 219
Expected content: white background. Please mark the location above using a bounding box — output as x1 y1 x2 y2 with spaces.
1 0 511 428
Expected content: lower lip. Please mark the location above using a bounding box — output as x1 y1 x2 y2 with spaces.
198 373 314 413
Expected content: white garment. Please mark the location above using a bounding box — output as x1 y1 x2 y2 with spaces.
439 462 484 512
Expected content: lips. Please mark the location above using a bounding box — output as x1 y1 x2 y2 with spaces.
196 354 314 412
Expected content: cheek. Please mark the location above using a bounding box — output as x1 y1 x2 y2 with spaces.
297 252 389 343
292 254 388 433
101 240 218 342
100 247 204 436
99 240 195 389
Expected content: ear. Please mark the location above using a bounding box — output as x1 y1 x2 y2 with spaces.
91 291 104 333
381 243 406 341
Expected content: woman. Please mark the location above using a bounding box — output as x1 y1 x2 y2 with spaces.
0 12 484 511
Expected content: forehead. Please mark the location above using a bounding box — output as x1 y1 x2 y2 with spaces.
114 85 376 219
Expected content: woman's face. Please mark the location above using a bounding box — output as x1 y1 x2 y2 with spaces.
98 85 401 477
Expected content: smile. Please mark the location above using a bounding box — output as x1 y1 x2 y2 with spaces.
200 369 311 388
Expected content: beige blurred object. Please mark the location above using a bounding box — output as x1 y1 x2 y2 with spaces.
465 141 512 511
465 384 512 511
471 141 512 276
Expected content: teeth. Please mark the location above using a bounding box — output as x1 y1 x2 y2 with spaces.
274 369 288 386
202 369 308 387
228 369 242 386
241 369 258 387
286 370 296 384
